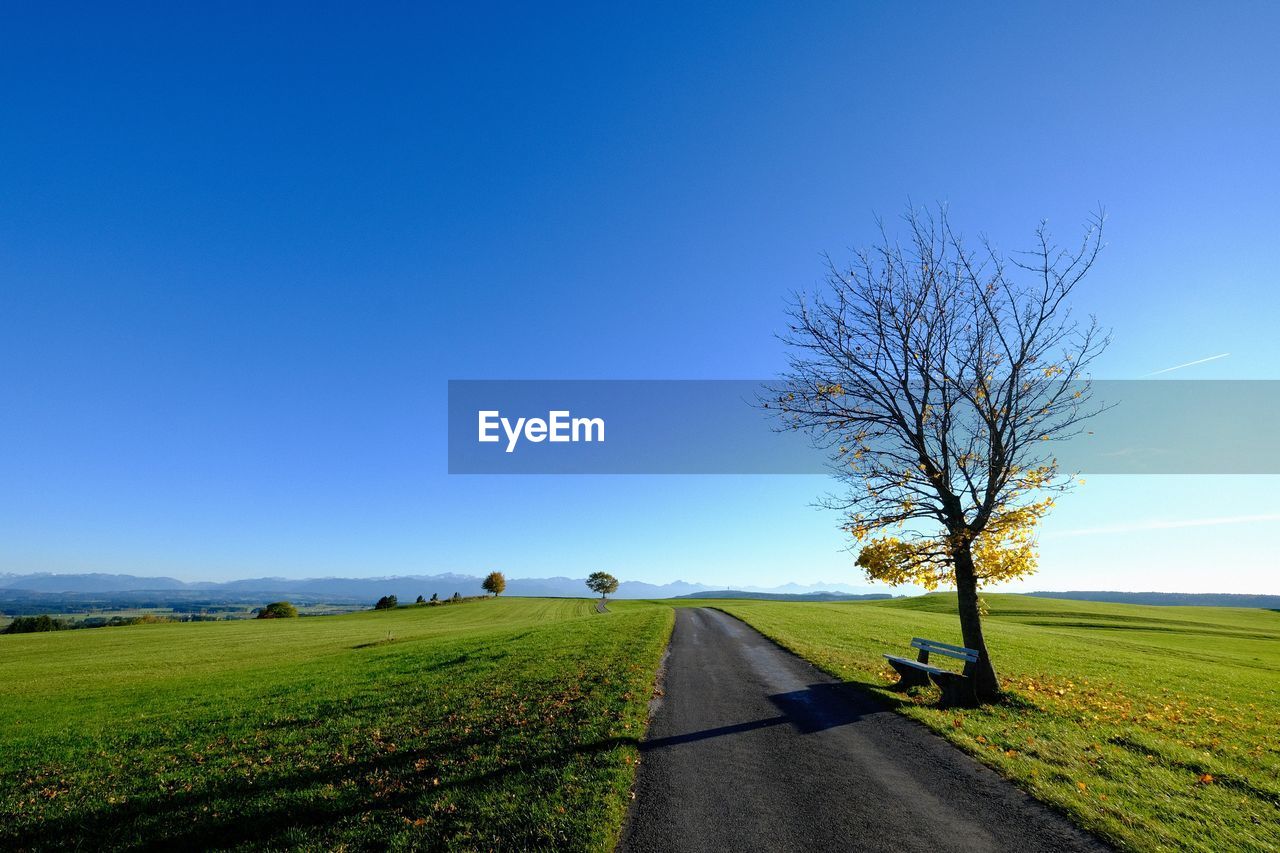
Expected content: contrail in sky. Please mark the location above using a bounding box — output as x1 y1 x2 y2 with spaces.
1047 513 1280 538
1144 352 1230 376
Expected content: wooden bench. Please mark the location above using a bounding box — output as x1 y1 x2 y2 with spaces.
884 637 980 706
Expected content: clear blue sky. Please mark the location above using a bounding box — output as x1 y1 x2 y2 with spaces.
2 3 1277 592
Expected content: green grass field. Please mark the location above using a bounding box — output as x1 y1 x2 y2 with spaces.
0 598 673 851
709 594 1280 853
4 593 1277 851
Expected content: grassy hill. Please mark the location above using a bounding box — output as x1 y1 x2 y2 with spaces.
0 597 673 850
1026 590 1280 609
708 593 1280 853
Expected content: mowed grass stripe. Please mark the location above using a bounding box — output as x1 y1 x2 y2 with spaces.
705 594 1280 853
0 598 674 851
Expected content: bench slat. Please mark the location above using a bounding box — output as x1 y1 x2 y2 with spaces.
911 636 977 654
910 637 979 661
883 654 951 676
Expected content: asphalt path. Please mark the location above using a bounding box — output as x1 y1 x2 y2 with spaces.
618 607 1110 853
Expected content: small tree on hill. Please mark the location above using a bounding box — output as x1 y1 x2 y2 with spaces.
415 595 426 605
430 592 439 603
769 207 1109 703
451 592 461 602
482 571 506 597
257 601 298 619
374 595 398 611
586 571 619 600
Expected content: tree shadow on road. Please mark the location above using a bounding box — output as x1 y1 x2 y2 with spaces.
642 681 889 751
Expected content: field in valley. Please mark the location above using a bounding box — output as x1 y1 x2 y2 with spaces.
710 594 1280 852
0 598 673 851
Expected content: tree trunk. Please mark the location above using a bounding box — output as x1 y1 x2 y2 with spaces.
952 545 1002 703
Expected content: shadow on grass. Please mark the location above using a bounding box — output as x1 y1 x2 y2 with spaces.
351 638 398 649
15 682 915 849
1017 621 1279 641
3 731 641 851
1107 734 1280 803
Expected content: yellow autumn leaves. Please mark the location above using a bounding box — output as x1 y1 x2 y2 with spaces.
854 496 1053 589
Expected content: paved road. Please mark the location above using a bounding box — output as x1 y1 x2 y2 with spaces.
618 607 1109 853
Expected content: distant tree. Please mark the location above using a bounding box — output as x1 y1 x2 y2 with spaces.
586 571 619 600
482 571 506 597
430 593 439 603
256 601 299 619
2 614 68 634
374 595 399 611
415 595 426 605
128 614 175 625
451 592 461 602
769 206 1109 703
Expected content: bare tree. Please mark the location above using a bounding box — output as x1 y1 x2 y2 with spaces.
768 206 1109 703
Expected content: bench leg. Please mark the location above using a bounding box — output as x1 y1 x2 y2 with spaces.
929 672 977 707
886 658 932 690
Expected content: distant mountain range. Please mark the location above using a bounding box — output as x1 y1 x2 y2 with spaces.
1 573 1275 610
0 572 885 604
676 591 895 602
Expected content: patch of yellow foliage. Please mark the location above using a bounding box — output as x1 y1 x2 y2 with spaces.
855 497 1053 589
